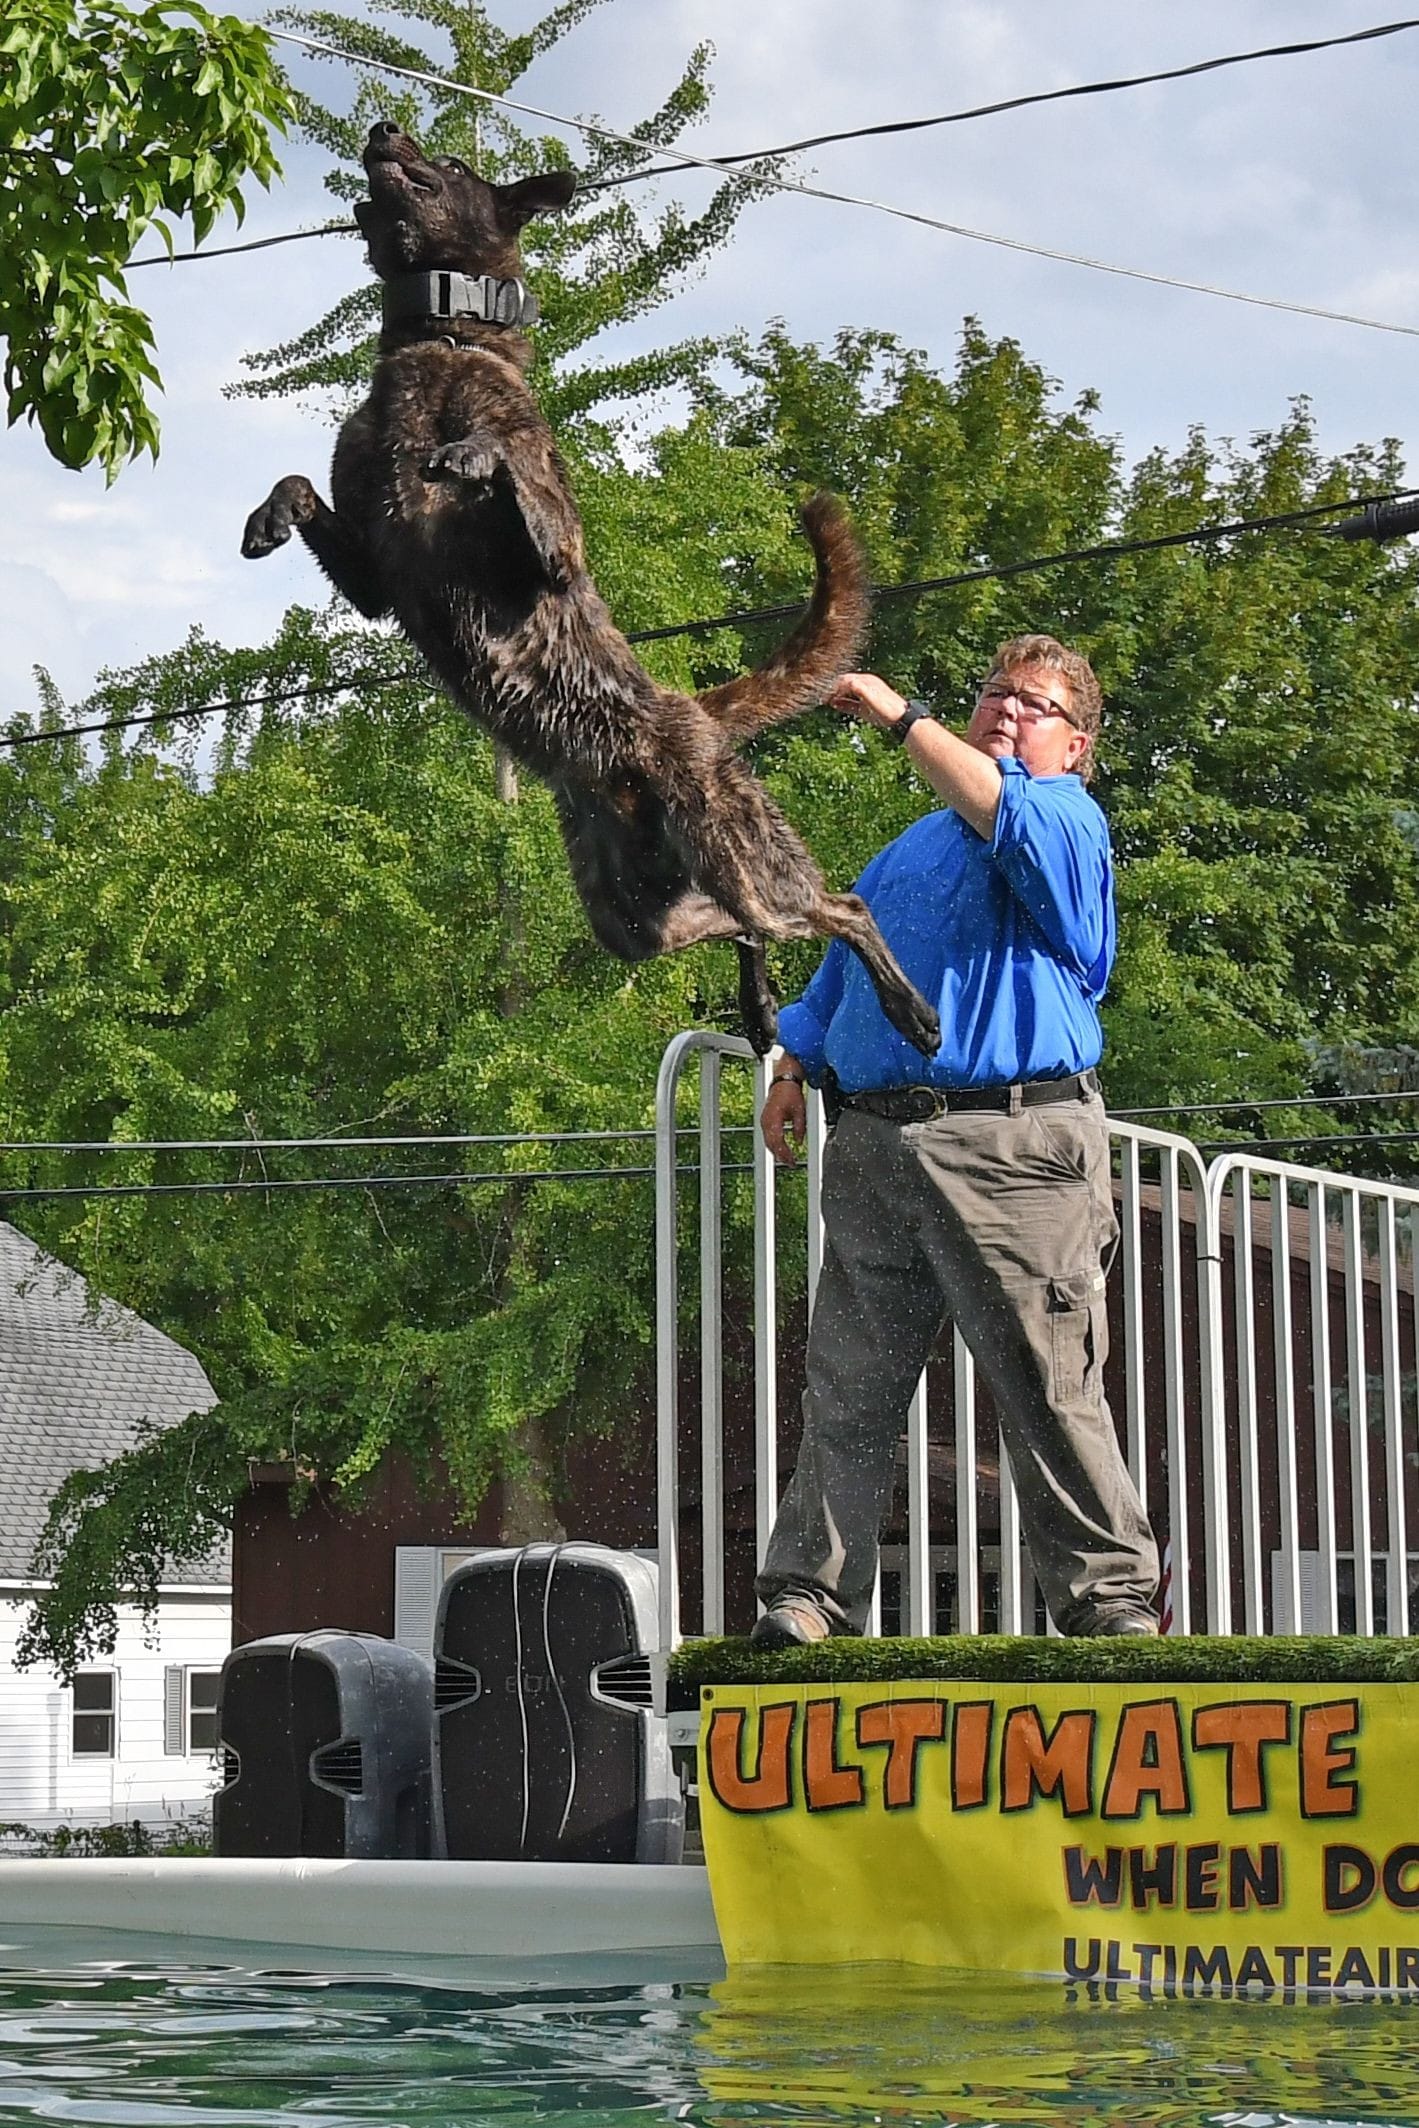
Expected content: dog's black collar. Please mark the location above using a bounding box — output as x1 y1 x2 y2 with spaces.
382 270 540 331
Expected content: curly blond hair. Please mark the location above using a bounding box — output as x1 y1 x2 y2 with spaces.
988 634 1102 782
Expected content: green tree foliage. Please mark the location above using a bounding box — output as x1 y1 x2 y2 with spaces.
1 0 292 478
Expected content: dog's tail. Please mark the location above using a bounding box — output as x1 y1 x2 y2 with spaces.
695 491 871 745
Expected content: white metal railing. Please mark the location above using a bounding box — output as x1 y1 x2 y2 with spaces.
1205 1153 1419 1638
654 1033 1419 1646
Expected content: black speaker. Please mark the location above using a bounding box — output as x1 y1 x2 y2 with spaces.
214 1630 434 1858
433 1545 681 1865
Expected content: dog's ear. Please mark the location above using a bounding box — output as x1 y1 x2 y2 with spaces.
495 170 577 227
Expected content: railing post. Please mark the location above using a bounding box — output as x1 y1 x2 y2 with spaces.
699 1048 725 1637
654 1036 690 1654
1228 1171 1264 1632
1309 1181 1340 1633
1343 1190 1375 1635
953 1326 978 1635
1271 1183 1303 1633
1197 1171 1232 1633
752 1052 778 1582
655 1030 752 1653
905 1376 932 1635
1379 1200 1408 1635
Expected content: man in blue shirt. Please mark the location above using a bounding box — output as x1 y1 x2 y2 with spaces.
754 635 1159 1646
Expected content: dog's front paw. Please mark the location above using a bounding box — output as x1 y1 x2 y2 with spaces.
424 438 501 485
241 477 316 558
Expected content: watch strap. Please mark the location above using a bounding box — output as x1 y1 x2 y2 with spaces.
890 698 933 745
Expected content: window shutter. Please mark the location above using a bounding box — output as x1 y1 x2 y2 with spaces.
163 1665 185 1755
393 1547 440 1660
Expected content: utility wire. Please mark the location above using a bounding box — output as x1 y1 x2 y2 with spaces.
128 222 359 269
0 1098 1413 1160
0 674 410 748
1197 1133 1419 1156
631 492 1418 646
4 1137 1415 1197
127 18 1419 265
0 1161 754 1202
0 1126 752 1153
6 488 1407 750
1117 1089 1419 1119
601 18 1419 186
262 28 1419 341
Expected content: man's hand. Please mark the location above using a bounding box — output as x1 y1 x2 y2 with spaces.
828 669 1002 839
825 673 908 732
760 1075 808 1166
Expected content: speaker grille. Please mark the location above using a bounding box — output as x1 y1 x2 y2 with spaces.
311 1739 364 1794
434 1657 482 1711
594 1653 655 1709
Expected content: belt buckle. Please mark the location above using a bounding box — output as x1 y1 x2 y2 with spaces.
908 1086 949 1122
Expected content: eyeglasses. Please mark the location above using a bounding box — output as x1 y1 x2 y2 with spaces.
979 680 1081 729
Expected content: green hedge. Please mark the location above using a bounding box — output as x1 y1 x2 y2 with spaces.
669 1635 1419 1699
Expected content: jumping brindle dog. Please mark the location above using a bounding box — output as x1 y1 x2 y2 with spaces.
242 122 941 1058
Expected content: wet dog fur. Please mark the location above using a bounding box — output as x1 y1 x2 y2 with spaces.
242 122 940 1058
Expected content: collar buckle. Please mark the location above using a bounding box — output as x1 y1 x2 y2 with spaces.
382 270 541 332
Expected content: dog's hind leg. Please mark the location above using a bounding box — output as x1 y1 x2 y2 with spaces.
793 890 940 1057
664 759 942 1058
734 938 778 1056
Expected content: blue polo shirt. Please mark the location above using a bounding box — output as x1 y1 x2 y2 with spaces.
777 758 1116 1092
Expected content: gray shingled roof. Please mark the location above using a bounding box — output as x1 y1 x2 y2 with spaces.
0 1222 228 1585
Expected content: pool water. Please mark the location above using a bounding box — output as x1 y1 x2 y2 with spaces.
1 1946 1418 2127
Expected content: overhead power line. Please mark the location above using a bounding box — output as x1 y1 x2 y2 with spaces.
0 675 411 748
631 492 1419 646
128 222 358 270
0 1097 1413 1161
602 18 1419 187
0 1161 753 1202
1197 1133 1419 1156
261 27 1419 341
1115 1089 1419 1119
5 488 1411 750
130 18 1419 268
0 1126 751 1153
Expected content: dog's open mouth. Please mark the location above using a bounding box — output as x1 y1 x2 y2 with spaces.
363 126 444 195
365 154 441 196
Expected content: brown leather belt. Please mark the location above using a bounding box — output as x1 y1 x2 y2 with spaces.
838 1070 1096 1125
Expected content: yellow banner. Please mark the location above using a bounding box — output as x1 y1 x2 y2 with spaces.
698 1679 1419 1989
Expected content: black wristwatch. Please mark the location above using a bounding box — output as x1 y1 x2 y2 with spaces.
889 698 934 745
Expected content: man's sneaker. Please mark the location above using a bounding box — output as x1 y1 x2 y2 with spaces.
750 1590 835 1649
1089 1611 1160 1637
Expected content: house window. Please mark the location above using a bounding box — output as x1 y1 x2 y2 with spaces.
71 1672 115 1756
165 1666 224 1755
187 1670 221 1754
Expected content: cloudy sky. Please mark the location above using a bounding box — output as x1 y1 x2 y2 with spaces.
5 0 1419 721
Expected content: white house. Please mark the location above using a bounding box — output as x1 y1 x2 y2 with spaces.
0 1220 232 1832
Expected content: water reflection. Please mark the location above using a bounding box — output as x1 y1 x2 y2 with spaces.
698 1966 1419 2125
0 1955 1416 2128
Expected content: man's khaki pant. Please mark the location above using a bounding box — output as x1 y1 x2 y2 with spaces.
756 1090 1159 1634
